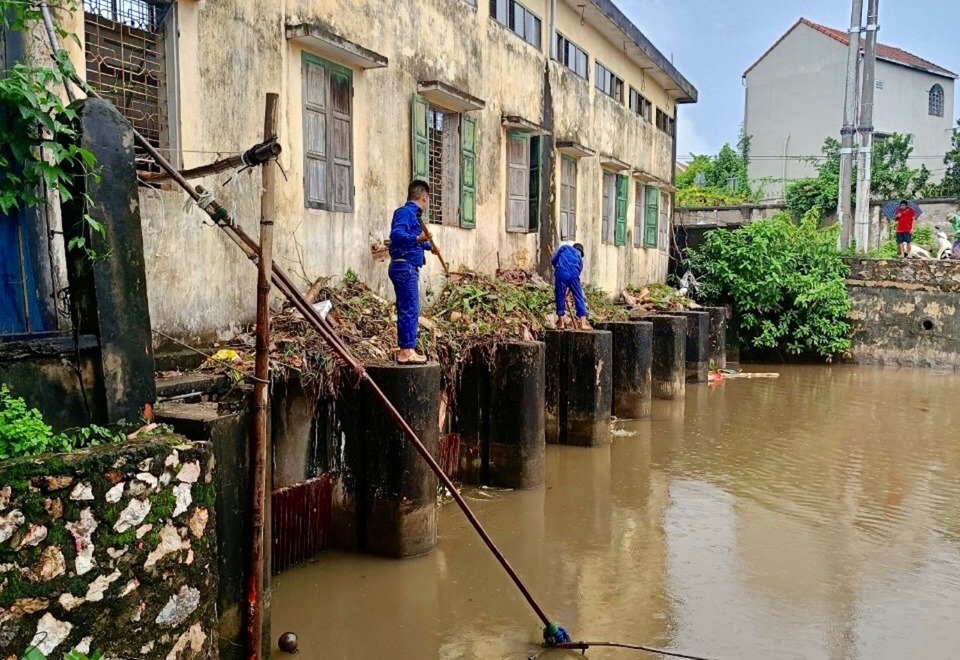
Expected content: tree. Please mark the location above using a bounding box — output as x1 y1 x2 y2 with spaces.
940 119 960 198
784 133 930 221
686 212 851 358
676 128 761 207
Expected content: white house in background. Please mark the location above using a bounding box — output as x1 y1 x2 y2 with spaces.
744 18 957 199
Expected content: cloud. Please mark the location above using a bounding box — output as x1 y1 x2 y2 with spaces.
677 114 714 158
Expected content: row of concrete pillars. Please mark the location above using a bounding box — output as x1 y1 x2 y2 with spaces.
300 307 728 560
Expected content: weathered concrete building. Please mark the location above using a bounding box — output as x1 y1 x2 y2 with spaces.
745 18 956 200
46 0 696 342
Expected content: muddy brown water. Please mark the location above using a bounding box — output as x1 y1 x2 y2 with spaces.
271 366 960 659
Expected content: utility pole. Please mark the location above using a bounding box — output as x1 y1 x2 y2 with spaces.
247 92 279 660
837 0 864 248
853 0 879 252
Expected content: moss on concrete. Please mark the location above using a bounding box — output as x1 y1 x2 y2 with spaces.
0 435 218 657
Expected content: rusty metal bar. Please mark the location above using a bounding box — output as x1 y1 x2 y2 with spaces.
246 92 278 660
139 139 281 183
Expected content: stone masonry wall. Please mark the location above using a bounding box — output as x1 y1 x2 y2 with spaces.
0 436 217 658
846 258 960 370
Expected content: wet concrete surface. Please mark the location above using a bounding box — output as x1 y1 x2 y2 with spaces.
272 366 960 659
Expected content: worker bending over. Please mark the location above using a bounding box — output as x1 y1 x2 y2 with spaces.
389 180 437 364
551 243 591 330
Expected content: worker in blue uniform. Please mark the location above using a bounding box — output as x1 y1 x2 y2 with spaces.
551 242 591 330
389 180 437 364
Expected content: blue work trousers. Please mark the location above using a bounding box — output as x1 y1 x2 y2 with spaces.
389 261 421 350
555 272 587 318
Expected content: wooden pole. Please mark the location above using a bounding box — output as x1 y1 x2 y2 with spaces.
418 219 450 276
246 92 278 659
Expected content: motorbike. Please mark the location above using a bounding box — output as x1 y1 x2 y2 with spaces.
935 227 952 260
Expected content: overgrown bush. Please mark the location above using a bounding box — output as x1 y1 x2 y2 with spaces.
0 385 124 460
686 212 852 357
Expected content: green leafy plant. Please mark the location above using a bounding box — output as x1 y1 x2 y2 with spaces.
0 385 125 460
785 134 932 222
0 1 102 257
677 128 765 207
686 212 852 358
0 384 55 460
20 646 103 660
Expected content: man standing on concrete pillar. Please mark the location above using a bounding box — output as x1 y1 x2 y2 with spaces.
389 180 436 364
551 242 591 330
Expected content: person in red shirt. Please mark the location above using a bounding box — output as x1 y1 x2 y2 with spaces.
895 200 916 258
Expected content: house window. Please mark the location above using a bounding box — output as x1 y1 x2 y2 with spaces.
642 186 659 248
633 182 644 247
595 62 624 103
490 0 541 49
629 88 652 122
412 97 477 229
659 192 671 252
656 109 675 136
559 156 577 240
506 133 541 233
303 54 354 212
929 84 945 117
601 172 628 245
426 107 461 226
875 80 884 91
83 0 174 172
555 33 588 79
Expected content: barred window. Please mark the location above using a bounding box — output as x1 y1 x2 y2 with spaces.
83 0 174 172
929 84 945 118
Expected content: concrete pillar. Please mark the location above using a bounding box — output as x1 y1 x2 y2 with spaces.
335 363 440 558
62 98 155 423
458 342 546 489
676 310 710 383
705 307 728 370
544 330 613 447
155 402 262 660
271 378 329 488
489 342 545 488
651 316 686 400
594 321 653 419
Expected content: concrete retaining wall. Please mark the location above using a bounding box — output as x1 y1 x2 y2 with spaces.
846 258 960 370
0 436 217 658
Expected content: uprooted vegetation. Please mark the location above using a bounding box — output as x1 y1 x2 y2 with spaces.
199 269 694 402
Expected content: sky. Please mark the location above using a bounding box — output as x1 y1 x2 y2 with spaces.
615 0 960 158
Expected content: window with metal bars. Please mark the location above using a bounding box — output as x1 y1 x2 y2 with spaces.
427 107 461 226
83 0 173 172
929 84 945 118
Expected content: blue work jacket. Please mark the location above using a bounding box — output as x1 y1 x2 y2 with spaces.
389 201 432 267
551 245 583 278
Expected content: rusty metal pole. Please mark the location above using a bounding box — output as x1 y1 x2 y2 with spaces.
246 92 279 660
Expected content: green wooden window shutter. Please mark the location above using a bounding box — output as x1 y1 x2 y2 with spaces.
411 94 429 221
460 116 477 229
644 185 659 248
614 174 628 246
528 136 541 232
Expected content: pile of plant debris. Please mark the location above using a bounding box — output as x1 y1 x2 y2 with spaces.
199 269 680 402
621 283 699 315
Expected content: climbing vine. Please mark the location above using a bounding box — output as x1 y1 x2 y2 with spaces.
0 0 102 256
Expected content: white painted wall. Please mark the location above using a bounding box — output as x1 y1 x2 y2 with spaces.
745 24 848 199
873 60 955 176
